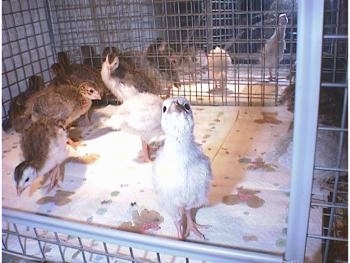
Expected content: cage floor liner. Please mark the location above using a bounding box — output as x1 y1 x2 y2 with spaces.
2 104 319 262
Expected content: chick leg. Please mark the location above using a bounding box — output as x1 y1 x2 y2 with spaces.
174 208 185 239
141 139 152 162
67 137 82 149
184 209 209 240
174 219 185 240
47 165 63 192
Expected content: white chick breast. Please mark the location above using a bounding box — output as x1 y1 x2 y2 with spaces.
153 141 212 219
152 97 212 220
109 92 163 143
39 127 69 177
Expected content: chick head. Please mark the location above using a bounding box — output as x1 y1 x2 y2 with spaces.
161 97 194 138
278 13 288 26
78 81 101 100
105 52 119 72
14 161 37 196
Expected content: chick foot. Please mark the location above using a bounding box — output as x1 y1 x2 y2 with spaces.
174 218 185 240
47 165 63 193
184 209 209 240
141 139 152 162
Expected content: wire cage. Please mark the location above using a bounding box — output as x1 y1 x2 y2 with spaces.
2 0 298 125
2 0 348 262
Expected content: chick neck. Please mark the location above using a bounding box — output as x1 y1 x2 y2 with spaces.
163 131 195 152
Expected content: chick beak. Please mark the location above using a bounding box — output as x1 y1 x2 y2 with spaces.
94 92 102 100
17 186 25 196
175 101 186 112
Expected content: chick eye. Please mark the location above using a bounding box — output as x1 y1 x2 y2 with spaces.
184 103 190 111
162 106 167 113
24 177 30 183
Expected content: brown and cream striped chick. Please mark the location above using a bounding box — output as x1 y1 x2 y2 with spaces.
14 117 69 195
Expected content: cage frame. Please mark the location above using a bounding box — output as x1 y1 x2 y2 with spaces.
2 0 348 262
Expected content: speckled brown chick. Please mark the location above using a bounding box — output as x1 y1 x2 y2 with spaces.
14 117 69 195
56 51 108 105
30 81 101 128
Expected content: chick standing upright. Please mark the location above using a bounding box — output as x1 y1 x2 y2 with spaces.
207 46 231 92
152 97 212 240
260 13 288 81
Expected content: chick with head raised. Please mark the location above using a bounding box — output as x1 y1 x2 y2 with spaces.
152 97 212 239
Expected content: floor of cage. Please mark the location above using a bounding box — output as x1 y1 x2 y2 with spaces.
2 103 322 262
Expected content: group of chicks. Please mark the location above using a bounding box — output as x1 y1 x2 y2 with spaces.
8 38 213 240
7 13 289 237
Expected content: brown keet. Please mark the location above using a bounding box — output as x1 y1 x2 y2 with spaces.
30 81 101 128
55 51 108 105
7 75 45 132
14 117 69 195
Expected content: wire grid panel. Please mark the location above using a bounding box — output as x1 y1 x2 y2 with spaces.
306 0 348 262
48 0 157 56
2 0 55 123
1 0 298 124
2 220 162 263
2 209 283 263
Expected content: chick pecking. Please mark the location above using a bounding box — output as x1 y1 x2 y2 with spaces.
14 117 69 195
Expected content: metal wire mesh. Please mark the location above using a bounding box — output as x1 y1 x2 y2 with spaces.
2 0 55 126
2 208 283 263
1 0 348 262
307 1 348 262
2 0 298 125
